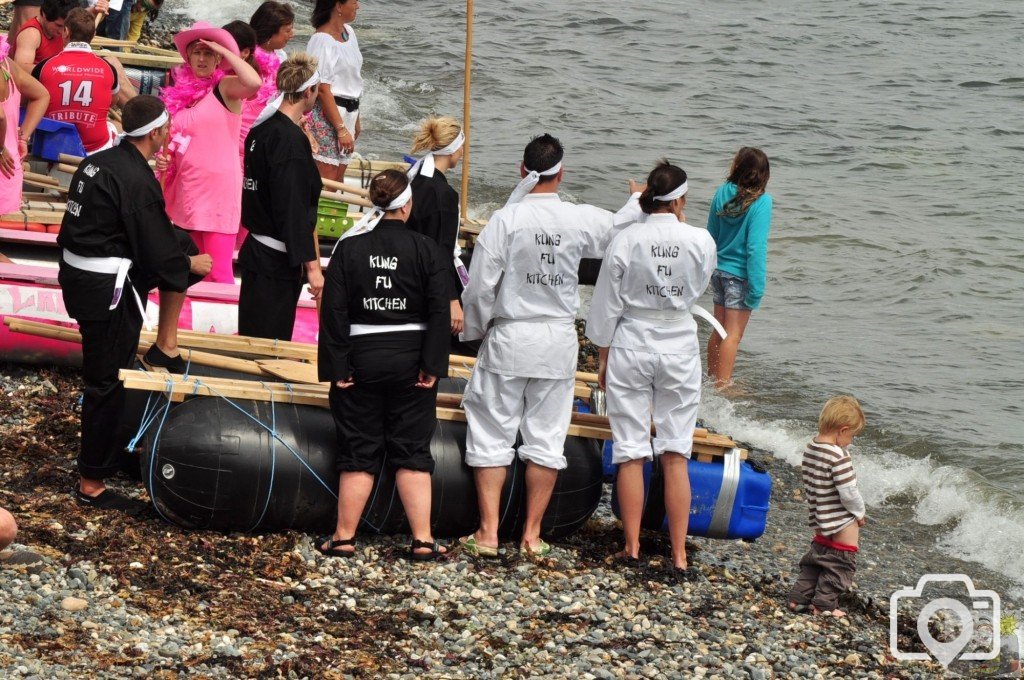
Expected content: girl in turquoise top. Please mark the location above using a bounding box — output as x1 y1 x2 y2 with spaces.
706 147 772 389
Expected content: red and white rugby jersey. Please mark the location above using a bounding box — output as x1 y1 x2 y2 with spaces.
33 43 119 153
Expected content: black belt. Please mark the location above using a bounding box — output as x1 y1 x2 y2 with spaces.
333 95 360 112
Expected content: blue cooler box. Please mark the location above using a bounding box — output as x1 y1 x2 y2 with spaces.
610 449 772 541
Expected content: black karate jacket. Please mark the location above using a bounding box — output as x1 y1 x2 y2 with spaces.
57 142 193 321
240 111 323 278
408 171 461 299
318 219 451 383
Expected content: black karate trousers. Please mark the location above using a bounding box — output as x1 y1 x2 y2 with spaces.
238 268 304 340
77 300 144 480
329 333 437 475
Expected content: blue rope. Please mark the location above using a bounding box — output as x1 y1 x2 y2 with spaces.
145 376 177 523
249 387 278 531
191 379 338 499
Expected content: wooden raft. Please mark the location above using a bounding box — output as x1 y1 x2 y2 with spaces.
6 320 746 459
116 370 745 459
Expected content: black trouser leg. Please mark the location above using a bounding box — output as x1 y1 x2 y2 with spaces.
238 268 303 340
77 303 143 481
384 379 438 474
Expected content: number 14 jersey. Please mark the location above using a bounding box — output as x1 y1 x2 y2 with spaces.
33 43 119 153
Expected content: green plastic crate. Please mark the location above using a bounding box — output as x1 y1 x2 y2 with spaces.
317 197 355 239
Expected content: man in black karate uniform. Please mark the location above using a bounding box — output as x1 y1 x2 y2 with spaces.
58 95 212 511
239 53 324 340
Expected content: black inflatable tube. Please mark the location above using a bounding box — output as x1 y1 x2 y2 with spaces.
140 384 604 538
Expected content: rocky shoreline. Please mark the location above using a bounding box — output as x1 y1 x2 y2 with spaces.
0 362 988 679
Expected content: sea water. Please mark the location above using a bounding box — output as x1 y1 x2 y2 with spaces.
165 0 1024 594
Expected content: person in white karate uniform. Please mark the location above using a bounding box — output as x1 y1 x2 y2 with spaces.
460 133 625 557
587 160 719 576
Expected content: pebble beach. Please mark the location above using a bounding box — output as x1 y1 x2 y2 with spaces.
3 3 1022 678
5 361 1012 680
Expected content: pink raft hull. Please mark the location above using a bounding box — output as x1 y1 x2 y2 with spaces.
0 262 320 366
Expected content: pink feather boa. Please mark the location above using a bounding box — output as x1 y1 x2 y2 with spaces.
0 36 10 62
252 47 281 109
160 65 227 116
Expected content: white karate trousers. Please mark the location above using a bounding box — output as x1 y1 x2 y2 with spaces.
463 366 575 470
606 347 702 464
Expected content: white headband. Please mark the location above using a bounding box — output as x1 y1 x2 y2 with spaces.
412 130 465 179
124 110 169 137
653 181 688 202
337 183 413 243
504 160 563 207
253 71 321 128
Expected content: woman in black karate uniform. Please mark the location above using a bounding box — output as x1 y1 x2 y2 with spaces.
318 169 451 560
406 115 466 336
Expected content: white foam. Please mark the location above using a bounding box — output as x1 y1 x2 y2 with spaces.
167 1 251 27
699 389 1024 599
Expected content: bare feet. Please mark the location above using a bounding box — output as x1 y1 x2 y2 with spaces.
606 549 640 565
812 606 847 617
79 477 105 497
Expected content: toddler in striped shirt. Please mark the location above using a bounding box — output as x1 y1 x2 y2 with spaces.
788 395 867 617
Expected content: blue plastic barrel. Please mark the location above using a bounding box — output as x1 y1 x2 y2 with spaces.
611 451 772 541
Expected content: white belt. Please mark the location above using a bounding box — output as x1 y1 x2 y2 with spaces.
252 234 288 253
350 323 427 337
625 304 727 339
492 316 573 326
61 250 153 330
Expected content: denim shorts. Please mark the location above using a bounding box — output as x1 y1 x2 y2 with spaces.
710 270 751 310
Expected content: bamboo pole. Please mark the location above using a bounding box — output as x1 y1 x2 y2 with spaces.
460 0 474 220
320 190 373 210
22 171 61 187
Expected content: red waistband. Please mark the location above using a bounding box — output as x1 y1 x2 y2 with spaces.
814 534 859 553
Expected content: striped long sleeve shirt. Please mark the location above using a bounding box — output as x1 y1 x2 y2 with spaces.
801 441 866 535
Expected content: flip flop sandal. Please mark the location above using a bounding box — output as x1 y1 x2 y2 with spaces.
317 536 357 558
459 535 499 558
410 539 448 562
521 540 552 558
74 488 147 516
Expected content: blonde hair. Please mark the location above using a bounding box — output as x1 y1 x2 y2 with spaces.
411 116 462 154
277 53 319 103
818 396 866 435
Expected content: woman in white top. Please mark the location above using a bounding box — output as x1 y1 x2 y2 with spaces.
587 161 717 577
306 0 362 181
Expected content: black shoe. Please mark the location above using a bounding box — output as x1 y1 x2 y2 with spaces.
141 345 187 373
74 488 148 516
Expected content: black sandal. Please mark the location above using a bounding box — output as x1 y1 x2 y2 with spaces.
317 536 357 558
410 539 448 561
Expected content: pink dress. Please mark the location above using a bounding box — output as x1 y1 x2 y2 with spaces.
163 88 242 283
0 59 23 215
164 88 243 234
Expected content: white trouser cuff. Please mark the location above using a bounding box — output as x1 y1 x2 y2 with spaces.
465 447 516 468
611 441 653 465
653 438 693 458
517 446 567 471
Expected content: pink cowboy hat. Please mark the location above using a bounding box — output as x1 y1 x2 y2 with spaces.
172 22 240 61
